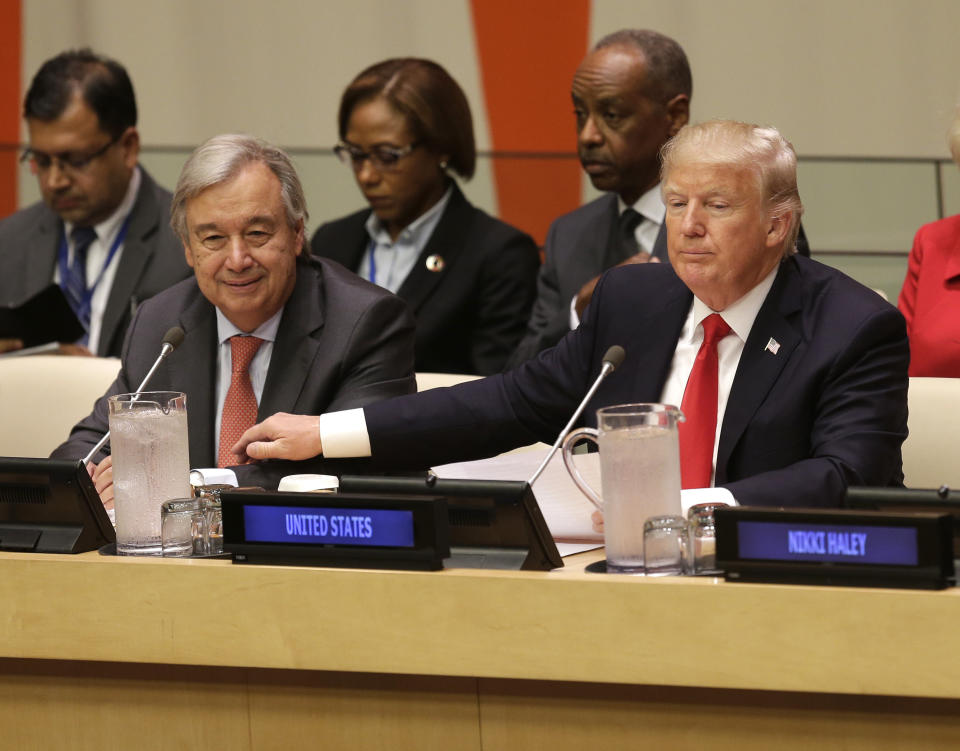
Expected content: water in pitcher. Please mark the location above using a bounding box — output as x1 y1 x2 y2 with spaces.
600 425 682 572
111 408 191 555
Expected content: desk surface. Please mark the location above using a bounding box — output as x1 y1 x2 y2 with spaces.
1 549 958 700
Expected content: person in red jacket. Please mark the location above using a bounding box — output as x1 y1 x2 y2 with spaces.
898 109 960 377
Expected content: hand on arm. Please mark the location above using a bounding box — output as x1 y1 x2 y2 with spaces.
55 343 93 356
573 252 658 318
233 412 323 462
87 456 114 510
0 338 23 354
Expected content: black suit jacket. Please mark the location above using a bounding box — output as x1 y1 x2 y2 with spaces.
0 168 192 356
362 256 908 508
508 191 811 367
52 256 417 474
311 182 540 375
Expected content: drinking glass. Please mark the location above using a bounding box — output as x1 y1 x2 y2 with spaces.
687 502 728 575
643 515 689 576
161 497 203 557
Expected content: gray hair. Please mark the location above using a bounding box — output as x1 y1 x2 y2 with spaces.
949 106 960 168
171 134 308 241
660 120 804 256
593 29 692 104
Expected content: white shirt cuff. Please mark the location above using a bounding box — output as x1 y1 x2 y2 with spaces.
568 295 580 330
319 408 372 458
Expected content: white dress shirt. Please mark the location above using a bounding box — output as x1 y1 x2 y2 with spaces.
620 183 666 257
57 167 141 354
659 266 779 485
359 186 452 293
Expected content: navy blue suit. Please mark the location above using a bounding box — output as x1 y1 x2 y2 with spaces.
363 256 909 508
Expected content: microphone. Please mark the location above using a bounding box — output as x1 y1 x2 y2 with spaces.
527 345 625 486
81 326 185 465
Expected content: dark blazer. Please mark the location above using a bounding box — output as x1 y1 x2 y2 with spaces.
51 256 417 471
362 255 908 509
0 168 192 356
508 191 811 368
311 182 540 375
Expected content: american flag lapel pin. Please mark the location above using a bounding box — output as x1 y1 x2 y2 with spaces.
764 337 781 355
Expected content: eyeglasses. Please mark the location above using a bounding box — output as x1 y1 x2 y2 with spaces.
333 141 419 172
20 133 121 174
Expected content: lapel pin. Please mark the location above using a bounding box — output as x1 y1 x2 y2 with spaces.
425 254 445 272
764 337 781 355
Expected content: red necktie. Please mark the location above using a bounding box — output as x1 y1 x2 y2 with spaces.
678 314 731 489
218 335 264 467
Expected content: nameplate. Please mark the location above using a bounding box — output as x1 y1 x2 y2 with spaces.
715 507 954 589
222 491 449 571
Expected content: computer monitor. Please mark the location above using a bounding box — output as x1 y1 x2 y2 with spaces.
339 475 563 571
0 457 115 553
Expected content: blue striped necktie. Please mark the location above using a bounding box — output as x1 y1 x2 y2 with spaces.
63 225 97 332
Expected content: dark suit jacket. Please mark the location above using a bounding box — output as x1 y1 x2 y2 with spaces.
362 255 908 508
0 168 192 356
508 191 811 368
52 256 417 476
311 182 540 375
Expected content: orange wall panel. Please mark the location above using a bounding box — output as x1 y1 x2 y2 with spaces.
0 0 21 216
471 0 589 245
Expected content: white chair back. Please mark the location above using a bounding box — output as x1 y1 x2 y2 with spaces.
415 372 482 391
903 376 960 488
0 355 120 458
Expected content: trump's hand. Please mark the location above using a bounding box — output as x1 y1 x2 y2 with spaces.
234 412 322 461
0 338 23 354
87 455 114 510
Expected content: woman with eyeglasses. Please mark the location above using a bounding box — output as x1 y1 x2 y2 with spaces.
310 58 540 375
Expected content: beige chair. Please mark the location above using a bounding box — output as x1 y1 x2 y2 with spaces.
0 355 120 458
902 376 960 488
415 371 481 391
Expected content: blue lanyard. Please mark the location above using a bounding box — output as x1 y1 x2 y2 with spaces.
58 214 132 320
366 238 378 284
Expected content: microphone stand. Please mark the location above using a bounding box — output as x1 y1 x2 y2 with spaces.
528 346 624 486
81 328 184 465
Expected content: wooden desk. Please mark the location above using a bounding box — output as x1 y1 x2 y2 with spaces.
1 549 959 750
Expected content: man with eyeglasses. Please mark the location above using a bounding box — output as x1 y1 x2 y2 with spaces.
0 49 191 356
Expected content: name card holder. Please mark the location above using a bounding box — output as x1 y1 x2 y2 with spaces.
715 507 954 590
0 458 115 553
221 490 450 571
